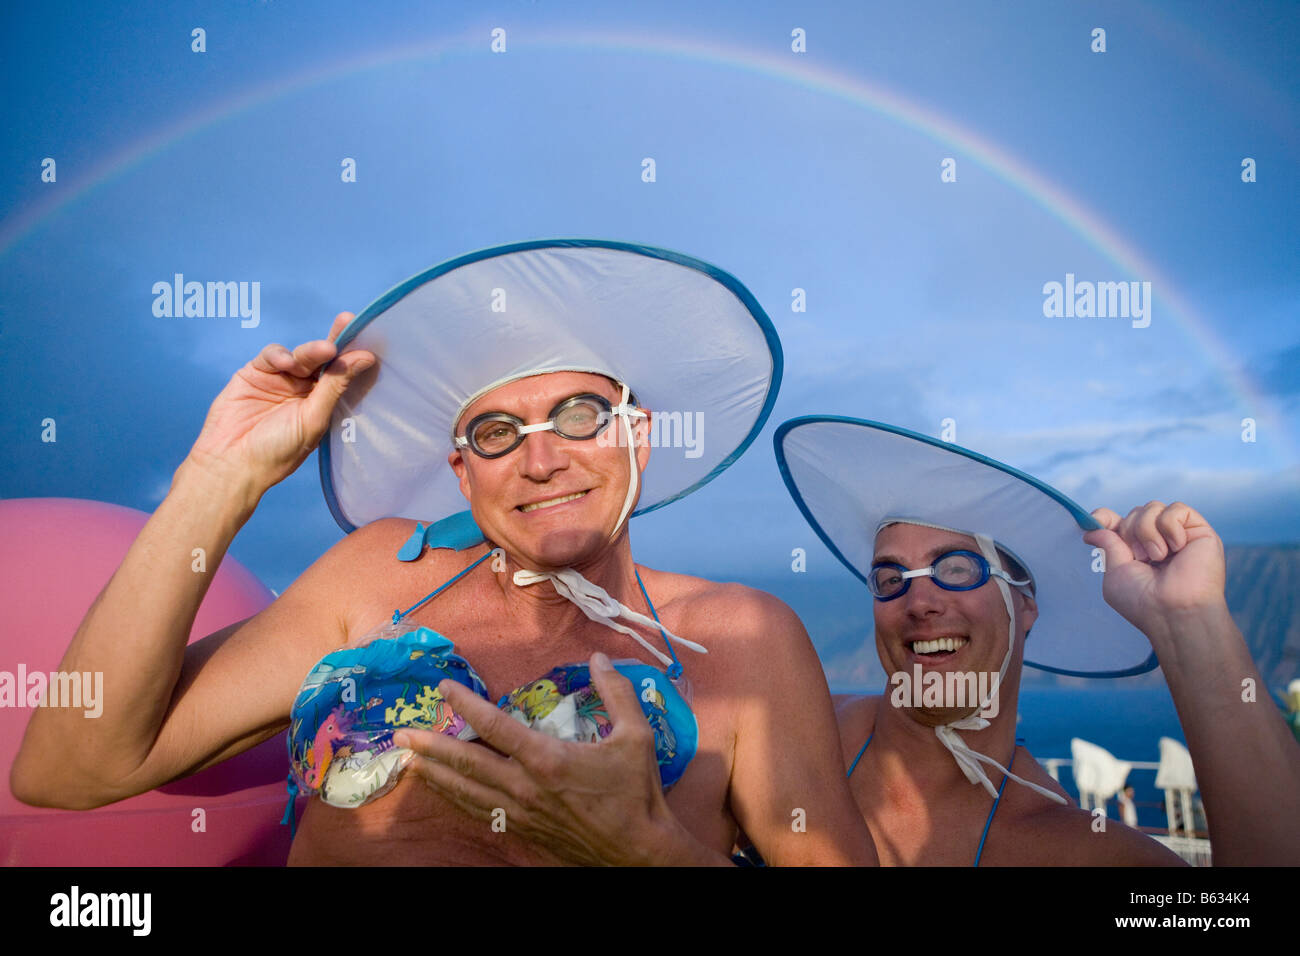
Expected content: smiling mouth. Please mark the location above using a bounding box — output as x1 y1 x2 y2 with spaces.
909 636 969 657
518 490 589 513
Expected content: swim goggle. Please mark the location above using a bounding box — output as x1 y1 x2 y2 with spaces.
454 392 646 459
868 549 1032 601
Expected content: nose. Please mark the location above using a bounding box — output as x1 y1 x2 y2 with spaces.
900 575 946 617
517 428 569 481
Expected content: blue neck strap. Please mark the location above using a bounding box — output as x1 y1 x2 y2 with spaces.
392 549 496 623
635 566 682 681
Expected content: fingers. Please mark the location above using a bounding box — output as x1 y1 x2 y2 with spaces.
1111 503 1153 560
1151 502 1192 557
1091 502 1215 564
249 309 368 381
309 344 375 409
250 339 338 379
1082 524 1134 570
587 653 652 735
1090 507 1122 531
396 729 522 822
437 680 537 761
327 311 355 343
394 725 519 795
1128 501 1173 560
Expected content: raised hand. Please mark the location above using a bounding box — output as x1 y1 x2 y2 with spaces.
1085 506 1300 865
186 311 375 492
1083 501 1227 638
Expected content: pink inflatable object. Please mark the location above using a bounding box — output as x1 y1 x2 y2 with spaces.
1 498 296 866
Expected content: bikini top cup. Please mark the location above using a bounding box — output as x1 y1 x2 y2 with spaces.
288 623 488 809
287 621 699 810
499 660 696 789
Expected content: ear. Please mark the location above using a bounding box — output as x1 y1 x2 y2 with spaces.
634 409 652 472
448 448 472 502
1015 590 1038 639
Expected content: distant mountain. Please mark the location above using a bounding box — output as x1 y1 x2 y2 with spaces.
1073 545 1300 692
1222 545 1300 693
740 545 1300 696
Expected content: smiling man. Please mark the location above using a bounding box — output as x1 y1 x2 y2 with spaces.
830 519 1176 865
11 241 876 867
781 416 1300 866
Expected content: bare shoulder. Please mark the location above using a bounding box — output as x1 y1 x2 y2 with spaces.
634 568 819 692
635 567 804 640
833 693 880 723
1010 803 1187 866
999 746 1186 866
287 517 488 635
831 694 880 767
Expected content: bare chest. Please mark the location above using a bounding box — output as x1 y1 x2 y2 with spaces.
289 563 739 864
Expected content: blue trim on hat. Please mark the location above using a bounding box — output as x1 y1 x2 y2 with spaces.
319 238 782 533
773 415 1159 680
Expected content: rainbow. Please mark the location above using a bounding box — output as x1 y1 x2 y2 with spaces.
2 28 1290 460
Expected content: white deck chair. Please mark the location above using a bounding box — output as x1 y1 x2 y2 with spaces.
1154 736 1198 837
1070 737 1133 814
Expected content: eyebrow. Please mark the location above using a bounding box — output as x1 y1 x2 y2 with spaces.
465 392 603 423
873 544 963 566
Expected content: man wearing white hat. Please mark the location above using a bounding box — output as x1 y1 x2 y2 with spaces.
12 242 876 866
773 416 1300 865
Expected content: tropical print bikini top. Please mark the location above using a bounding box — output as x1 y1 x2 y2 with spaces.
286 548 699 814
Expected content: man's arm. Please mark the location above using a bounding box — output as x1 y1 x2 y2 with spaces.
725 589 878 865
10 315 375 808
1085 501 1300 865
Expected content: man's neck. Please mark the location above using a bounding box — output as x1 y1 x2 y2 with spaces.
870 684 1023 804
489 531 642 634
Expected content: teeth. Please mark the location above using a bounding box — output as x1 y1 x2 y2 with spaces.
520 491 587 513
911 637 968 655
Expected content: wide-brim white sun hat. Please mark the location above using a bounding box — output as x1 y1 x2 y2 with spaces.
774 416 1158 679
320 239 782 533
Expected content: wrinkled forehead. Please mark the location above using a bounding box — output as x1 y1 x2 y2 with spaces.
872 520 978 558
454 370 624 433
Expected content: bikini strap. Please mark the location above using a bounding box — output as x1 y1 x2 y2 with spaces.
634 566 683 680
847 732 874 778
390 548 498 623
972 736 1026 867
280 772 300 836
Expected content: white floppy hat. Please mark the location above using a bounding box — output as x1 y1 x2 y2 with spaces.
774 416 1157 679
320 239 782 533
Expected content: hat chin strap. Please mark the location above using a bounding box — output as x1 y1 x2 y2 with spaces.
511 565 707 668
610 382 641 542
896 526 1067 806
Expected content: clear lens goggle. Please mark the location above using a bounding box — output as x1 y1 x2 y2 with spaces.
868 549 1031 601
454 392 645 459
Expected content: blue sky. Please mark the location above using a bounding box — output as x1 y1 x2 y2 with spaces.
2 0 1297 688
